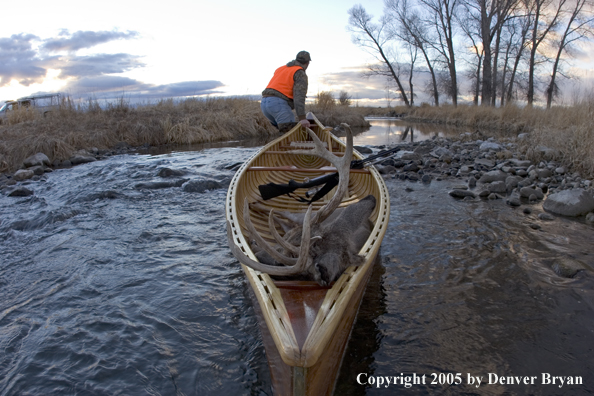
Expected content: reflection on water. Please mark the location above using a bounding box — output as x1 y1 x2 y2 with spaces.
354 118 471 146
0 141 593 395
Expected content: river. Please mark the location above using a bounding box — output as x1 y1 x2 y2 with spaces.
1 120 592 395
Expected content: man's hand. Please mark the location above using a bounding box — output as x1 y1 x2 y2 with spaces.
299 119 311 128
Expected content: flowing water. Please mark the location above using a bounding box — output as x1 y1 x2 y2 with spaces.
1 122 593 395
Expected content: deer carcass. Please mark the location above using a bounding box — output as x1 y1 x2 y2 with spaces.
226 124 376 286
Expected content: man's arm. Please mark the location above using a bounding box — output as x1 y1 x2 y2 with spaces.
293 70 308 120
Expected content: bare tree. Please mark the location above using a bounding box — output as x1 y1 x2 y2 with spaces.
458 4 485 104
545 0 594 107
461 0 518 105
526 0 566 105
504 3 533 103
339 91 353 106
348 4 412 106
386 0 441 105
418 0 460 105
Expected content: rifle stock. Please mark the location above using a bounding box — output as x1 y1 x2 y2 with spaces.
258 172 338 201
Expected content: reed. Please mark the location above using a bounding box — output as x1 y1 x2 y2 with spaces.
0 96 278 172
2 96 593 179
402 102 594 178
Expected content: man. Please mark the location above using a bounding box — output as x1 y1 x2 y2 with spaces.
261 51 311 133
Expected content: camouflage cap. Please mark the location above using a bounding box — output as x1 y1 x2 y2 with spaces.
296 51 312 63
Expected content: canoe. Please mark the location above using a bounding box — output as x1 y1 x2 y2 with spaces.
225 113 390 395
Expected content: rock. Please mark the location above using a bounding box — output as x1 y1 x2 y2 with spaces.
555 166 566 175
13 169 34 181
134 178 189 189
538 213 555 221
421 174 432 183
23 153 50 168
396 151 420 161
543 188 594 216
479 141 502 151
30 166 45 176
475 158 495 168
70 155 97 165
536 169 552 179
487 181 507 194
431 147 454 158
8 187 34 197
158 168 186 178
523 207 532 214
479 170 508 183
505 176 522 189
182 179 222 193
510 158 531 168
586 212 594 224
520 186 544 200
506 190 522 207
114 141 131 150
468 177 477 189
449 189 476 199
551 258 585 278
377 165 396 175
354 146 373 154
403 162 419 172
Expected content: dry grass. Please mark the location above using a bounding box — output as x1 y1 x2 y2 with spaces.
404 102 594 179
0 97 278 172
2 96 593 179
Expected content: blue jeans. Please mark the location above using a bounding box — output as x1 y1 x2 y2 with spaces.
261 96 295 128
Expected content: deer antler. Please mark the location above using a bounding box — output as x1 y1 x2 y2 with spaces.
243 198 296 266
285 123 354 225
268 209 300 255
226 204 314 276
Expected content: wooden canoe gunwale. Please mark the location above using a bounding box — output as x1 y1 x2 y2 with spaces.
225 115 390 393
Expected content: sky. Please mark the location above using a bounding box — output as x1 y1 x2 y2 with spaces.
1 0 593 107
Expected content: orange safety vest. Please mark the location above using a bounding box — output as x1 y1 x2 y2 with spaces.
265 65 303 99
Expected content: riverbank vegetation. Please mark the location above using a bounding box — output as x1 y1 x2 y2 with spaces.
1 95 593 179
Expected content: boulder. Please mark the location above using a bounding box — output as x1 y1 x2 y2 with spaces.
543 188 594 216
13 169 34 181
449 189 476 199
182 179 223 193
8 187 34 197
479 141 502 151
70 155 97 165
479 170 508 183
158 168 186 178
23 153 50 168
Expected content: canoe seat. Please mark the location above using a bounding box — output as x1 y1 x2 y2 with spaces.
246 166 370 174
289 141 327 148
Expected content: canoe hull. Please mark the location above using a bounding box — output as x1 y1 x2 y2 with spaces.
249 254 380 395
226 114 390 395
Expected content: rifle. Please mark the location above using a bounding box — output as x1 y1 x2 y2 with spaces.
258 145 402 203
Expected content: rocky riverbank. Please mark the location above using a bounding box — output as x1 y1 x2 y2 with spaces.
365 132 594 225
3 132 594 227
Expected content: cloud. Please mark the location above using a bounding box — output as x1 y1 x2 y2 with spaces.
0 30 142 87
61 76 225 100
41 30 139 52
0 30 225 101
143 81 225 97
56 53 145 78
0 33 51 86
